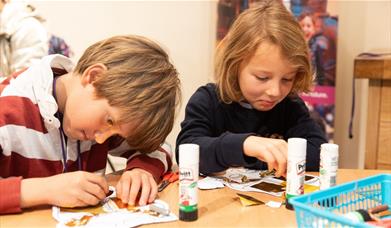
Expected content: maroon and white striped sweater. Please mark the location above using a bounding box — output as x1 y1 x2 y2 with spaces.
0 55 172 214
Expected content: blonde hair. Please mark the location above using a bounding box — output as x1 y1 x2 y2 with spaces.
74 35 181 153
215 0 313 103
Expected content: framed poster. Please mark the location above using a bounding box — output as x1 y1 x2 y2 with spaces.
292 0 338 142
216 0 337 142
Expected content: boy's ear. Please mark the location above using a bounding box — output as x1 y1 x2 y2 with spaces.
81 63 107 86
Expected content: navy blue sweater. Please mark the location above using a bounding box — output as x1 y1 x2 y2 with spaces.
176 83 327 174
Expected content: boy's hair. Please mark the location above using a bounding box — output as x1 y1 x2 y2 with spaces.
214 0 313 103
74 35 181 153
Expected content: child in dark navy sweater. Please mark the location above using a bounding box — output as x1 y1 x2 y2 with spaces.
176 0 327 177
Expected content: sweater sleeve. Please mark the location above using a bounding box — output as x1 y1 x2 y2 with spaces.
176 86 257 175
125 145 172 182
107 137 172 182
0 176 22 214
284 96 328 171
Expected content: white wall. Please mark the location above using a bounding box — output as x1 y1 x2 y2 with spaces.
29 0 217 162
27 0 391 169
328 1 391 168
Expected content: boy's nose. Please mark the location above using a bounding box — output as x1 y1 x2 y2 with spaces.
94 128 116 144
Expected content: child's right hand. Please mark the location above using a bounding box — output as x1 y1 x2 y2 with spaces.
21 171 109 209
243 136 288 177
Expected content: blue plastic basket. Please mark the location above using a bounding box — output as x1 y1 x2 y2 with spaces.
289 174 391 227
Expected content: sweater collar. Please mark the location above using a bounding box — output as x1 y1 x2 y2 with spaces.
239 101 253 109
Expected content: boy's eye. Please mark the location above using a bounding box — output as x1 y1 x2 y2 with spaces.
107 117 114 126
282 78 294 82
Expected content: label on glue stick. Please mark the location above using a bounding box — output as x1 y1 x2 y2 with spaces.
286 159 306 198
286 138 307 200
179 165 198 213
319 143 339 190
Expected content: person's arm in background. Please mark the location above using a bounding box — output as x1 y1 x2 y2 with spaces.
10 14 48 73
1 2 48 74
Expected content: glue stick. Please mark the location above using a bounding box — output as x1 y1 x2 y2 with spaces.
285 138 307 210
178 144 199 221
319 143 339 190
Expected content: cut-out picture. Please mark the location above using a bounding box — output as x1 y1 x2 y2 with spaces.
305 175 316 181
60 204 105 215
251 181 284 193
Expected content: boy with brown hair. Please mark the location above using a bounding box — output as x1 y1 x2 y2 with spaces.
0 35 181 214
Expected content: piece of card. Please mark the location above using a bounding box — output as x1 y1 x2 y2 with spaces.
198 176 225 190
206 168 285 197
251 181 284 193
265 201 283 208
237 193 265 207
53 187 177 228
304 174 320 186
304 184 319 193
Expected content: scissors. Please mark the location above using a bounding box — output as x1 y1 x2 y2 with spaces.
158 171 179 192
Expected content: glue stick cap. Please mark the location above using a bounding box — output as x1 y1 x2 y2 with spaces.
320 143 339 157
179 144 200 166
288 138 307 158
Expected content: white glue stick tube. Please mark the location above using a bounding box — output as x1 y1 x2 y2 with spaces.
285 138 307 210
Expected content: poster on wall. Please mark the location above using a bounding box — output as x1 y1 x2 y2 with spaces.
291 0 337 142
216 0 337 142
216 0 245 43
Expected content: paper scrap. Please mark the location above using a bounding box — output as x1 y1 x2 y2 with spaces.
266 201 283 208
202 168 320 197
53 187 177 228
198 176 225 190
304 184 319 194
237 193 265 207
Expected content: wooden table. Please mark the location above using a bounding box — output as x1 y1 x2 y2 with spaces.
1 169 390 227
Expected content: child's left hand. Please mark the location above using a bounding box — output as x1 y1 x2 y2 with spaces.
115 168 158 206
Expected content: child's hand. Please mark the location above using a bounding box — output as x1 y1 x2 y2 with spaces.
243 136 288 177
21 171 109 208
115 168 157 206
